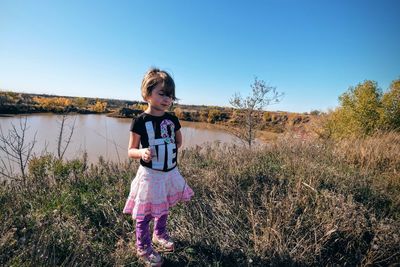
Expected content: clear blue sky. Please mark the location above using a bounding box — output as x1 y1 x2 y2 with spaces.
1 0 399 112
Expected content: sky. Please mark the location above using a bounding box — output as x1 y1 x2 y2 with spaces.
0 0 399 113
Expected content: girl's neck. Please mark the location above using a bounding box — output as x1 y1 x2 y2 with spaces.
144 106 166 117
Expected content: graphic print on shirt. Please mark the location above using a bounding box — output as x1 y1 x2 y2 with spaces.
145 119 177 170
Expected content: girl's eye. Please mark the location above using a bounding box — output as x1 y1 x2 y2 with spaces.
159 92 172 98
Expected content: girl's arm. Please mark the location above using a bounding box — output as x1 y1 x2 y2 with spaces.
175 129 183 149
128 132 151 162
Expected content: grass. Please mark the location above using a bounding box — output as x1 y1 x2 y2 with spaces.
1 133 399 266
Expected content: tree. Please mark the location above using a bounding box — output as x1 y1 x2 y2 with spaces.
310 110 321 116
207 109 221 123
343 80 382 135
380 79 400 130
199 110 208 122
91 100 108 113
0 117 37 182
322 78 400 139
73 97 88 109
229 77 282 148
56 115 76 160
33 97 72 110
327 80 382 138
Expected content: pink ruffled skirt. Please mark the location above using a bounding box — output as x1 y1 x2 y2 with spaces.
123 165 194 220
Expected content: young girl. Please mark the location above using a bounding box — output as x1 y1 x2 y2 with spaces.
123 68 194 266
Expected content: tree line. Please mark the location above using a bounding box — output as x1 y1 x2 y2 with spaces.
0 93 111 114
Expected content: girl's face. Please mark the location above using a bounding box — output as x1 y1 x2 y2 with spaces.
146 83 173 112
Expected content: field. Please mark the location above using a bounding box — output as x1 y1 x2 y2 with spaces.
1 132 399 266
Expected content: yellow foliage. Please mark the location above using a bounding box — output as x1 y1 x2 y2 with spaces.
132 103 147 111
325 108 362 139
33 97 72 108
323 78 400 139
380 79 400 130
90 101 108 113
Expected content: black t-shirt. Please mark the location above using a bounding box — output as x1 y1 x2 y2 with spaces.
130 112 181 172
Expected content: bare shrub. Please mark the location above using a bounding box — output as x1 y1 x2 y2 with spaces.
230 77 283 148
56 114 76 160
0 116 36 182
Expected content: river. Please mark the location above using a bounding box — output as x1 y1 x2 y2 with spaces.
0 114 239 166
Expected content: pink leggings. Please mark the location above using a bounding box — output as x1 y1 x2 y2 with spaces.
136 214 168 251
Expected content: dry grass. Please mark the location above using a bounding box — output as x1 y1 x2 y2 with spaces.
1 133 399 266
256 130 280 142
333 131 400 174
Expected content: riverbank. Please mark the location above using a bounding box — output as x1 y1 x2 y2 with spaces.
1 133 399 266
0 103 104 116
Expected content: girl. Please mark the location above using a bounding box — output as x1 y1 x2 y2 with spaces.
123 68 194 266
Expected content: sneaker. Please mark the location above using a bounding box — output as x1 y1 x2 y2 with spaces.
152 233 175 252
137 247 163 267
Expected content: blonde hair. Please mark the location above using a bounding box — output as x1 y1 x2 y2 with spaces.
140 68 176 101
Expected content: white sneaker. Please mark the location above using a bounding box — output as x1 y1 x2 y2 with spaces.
137 247 164 267
152 233 175 252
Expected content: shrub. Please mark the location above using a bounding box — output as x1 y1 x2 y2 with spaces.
324 78 400 138
263 111 272 122
380 79 400 130
310 110 321 116
33 97 73 109
73 97 88 109
207 109 221 123
90 101 108 113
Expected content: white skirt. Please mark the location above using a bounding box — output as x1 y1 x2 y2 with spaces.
123 165 194 220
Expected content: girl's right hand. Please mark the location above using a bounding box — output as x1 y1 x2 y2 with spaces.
141 148 152 163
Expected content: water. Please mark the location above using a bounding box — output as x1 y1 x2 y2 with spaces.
0 114 238 166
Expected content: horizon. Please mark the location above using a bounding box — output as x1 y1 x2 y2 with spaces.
1 0 399 113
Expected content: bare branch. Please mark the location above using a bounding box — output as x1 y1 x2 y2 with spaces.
56 114 76 160
57 115 66 159
0 116 37 182
228 77 283 148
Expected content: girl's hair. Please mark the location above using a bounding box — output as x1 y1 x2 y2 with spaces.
141 68 176 101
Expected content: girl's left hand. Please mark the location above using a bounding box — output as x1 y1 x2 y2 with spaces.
141 148 152 163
